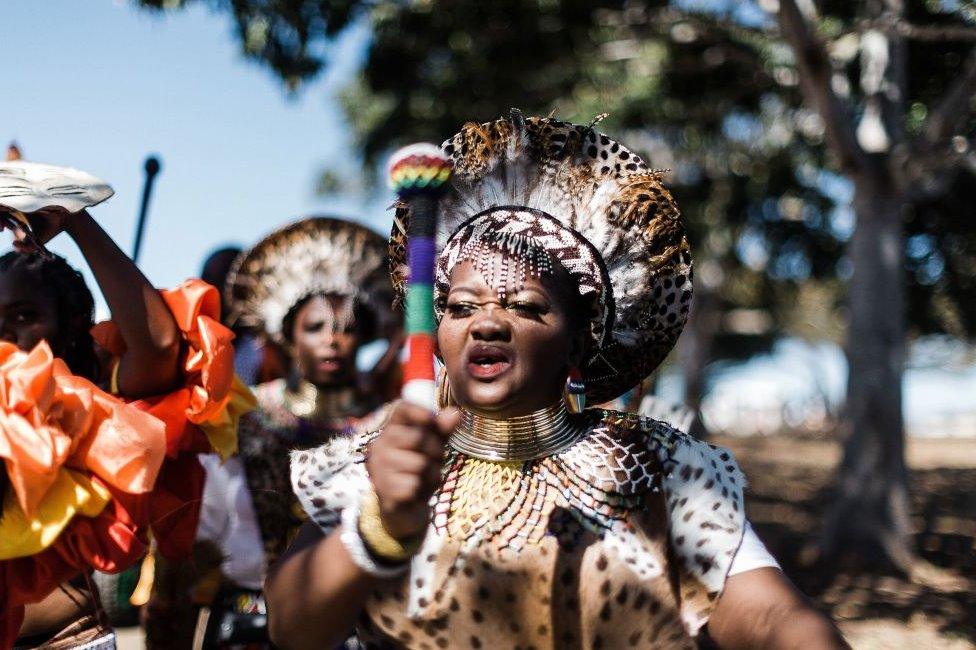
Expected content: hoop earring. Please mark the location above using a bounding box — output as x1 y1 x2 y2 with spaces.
564 367 585 414
436 367 456 410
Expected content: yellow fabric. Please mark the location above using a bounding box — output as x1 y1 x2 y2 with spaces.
0 469 111 560
0 341 166 519
110 359 121 395
130 548 156 607
197 375 256 461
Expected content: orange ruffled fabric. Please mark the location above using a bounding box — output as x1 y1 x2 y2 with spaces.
0 343 165 649
92 279 244 461
0 342 166 558
1 483 148 649
92 279 253 558
0 279 252 648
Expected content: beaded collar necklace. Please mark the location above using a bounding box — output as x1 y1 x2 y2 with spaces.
449 401 587 462
284 382 359 422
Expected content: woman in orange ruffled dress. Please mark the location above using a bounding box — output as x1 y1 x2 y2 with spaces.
0 160 251 649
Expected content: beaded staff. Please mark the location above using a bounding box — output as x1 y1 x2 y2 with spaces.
387 143 453 410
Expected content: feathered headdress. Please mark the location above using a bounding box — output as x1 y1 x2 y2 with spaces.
390 110 692 403
227 216 393 344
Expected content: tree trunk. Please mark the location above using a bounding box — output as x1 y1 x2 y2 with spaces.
681 285 719 437
819 170 914 570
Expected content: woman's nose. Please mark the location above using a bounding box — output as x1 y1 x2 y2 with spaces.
315 328 341 348
470 309 511 342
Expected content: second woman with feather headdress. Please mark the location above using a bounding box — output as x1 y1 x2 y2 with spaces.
189 216 399 648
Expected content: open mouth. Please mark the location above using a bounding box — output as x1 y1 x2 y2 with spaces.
466 344 512 379
316 358 343 372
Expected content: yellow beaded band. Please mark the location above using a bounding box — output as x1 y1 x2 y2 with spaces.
358 489 422 564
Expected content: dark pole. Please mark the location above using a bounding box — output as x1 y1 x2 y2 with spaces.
132 155 161 263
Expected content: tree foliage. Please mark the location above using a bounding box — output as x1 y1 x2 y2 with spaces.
135 0 976 348
137 0 365 87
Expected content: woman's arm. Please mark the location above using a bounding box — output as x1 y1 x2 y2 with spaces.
265 403 458 649
265 521 379 650
707 567 850 649
26 209 181 396
19 578 96 639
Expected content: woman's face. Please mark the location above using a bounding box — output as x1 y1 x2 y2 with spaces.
438 256 583 419
0 269 61 353
289 295 360 389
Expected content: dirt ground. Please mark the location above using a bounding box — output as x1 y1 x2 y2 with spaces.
718 435 976 649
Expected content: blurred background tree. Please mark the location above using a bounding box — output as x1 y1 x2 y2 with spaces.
137 0 976 574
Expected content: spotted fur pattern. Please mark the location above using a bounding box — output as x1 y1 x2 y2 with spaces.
290 411 746 644
228 216 393 343
389 112 693 403
638 395 696 434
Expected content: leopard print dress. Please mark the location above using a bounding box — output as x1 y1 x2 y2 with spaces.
290 410 747 649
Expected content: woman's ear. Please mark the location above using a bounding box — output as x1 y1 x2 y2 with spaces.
567 328 588 369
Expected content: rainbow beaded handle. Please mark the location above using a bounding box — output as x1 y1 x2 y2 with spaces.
387 143 453 410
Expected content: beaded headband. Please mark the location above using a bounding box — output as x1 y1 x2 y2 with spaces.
434 207 612 350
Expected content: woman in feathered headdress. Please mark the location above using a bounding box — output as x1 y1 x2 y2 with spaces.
182 217 399 647
266 112 848 649
0 159 245 649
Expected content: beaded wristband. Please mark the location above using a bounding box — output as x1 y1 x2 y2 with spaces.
339 498 410 578
359 489 422 563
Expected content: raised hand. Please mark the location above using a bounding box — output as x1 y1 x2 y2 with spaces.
0 206 79 255
365 402 459 541
22 207 76 246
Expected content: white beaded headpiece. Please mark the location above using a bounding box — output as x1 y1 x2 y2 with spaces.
228 216 393 344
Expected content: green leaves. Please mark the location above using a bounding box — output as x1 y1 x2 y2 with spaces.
133 0 976 341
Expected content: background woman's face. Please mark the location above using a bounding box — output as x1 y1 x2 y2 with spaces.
0 270 61 354
438 256 580 419
290 295 360 389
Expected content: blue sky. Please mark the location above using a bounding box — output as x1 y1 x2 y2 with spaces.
1 0 380 312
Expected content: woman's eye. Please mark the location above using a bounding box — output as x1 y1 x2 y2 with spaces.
508 302 545 316
446 302 476 317
11 310 36 325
